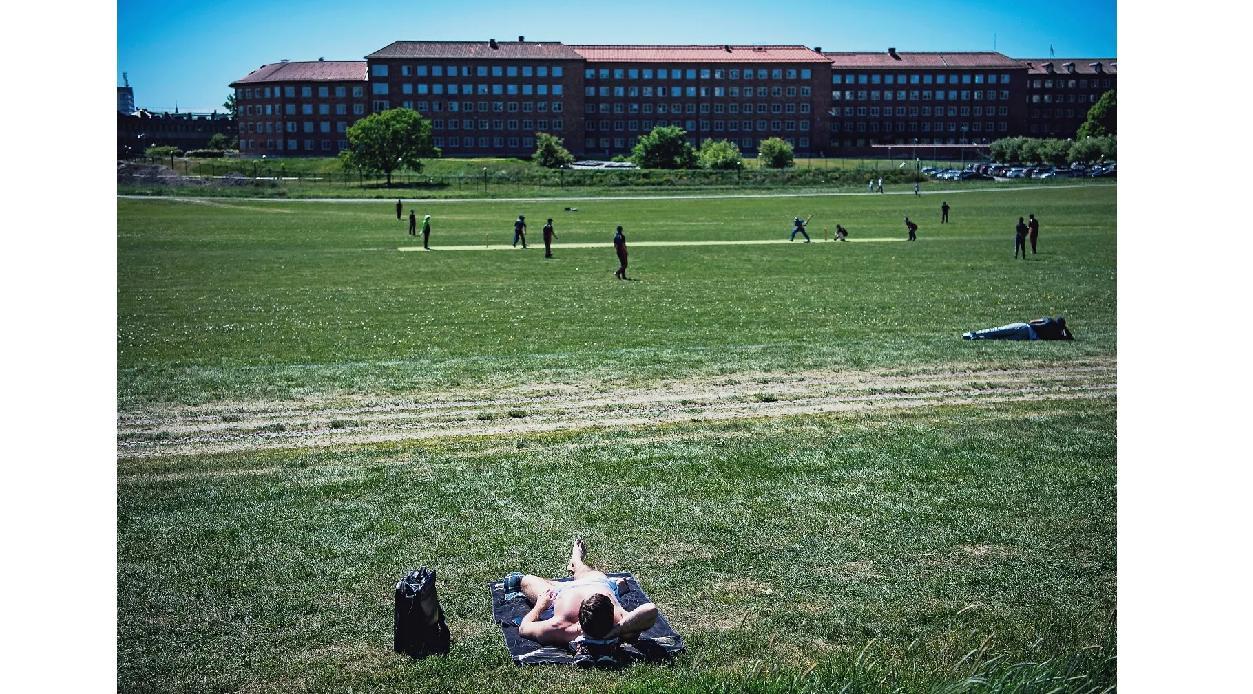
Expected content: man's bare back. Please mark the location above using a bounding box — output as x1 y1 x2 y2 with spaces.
516 538 657 647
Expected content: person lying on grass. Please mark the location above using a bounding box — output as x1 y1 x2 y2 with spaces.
514 537 658 650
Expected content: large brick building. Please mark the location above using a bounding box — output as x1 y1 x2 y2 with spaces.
230 39 1115 159
365 39 585 158
230 60 368 156
574 44 831 157
824 49 1028 153
1022 58 1117 138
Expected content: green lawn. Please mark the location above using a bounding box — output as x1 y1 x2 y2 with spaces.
118 183 1116 692
119 184 1115 408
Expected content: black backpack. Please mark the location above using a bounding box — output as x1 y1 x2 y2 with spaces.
394 567 450 658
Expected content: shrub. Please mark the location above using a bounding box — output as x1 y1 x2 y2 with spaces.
631 126 697 169
697 139 743 170
186 149 225 158
757 138 794 169
144 145 181 160
532 132 574 169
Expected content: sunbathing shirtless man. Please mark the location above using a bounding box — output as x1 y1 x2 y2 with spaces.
515 538 658 647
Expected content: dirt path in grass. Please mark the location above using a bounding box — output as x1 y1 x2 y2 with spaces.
117 358 1115 460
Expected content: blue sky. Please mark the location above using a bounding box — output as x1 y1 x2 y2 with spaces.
117 0 1117 112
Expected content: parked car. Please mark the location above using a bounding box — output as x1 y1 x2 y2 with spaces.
1006 168 1027 178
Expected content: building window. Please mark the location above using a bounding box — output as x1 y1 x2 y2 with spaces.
372 64 388 77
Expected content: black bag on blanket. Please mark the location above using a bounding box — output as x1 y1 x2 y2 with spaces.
394 567 451 658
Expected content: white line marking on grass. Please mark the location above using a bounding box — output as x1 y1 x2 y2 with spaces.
397 238 911 251
118 183 1114 206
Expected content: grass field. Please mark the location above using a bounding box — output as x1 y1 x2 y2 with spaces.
118 183 1116 692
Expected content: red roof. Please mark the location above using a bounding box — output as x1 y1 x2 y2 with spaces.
573 44 827 63
1021 59 1118 76
231 61 366 86
825 51 1023 69
367 41 583 60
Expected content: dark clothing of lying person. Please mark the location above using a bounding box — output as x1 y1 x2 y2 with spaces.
963 316 1075 341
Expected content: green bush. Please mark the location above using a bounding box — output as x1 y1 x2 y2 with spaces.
144 145 181 160
757 138 795 169
531 132 574 169
631 126 697 169
697 139 743 170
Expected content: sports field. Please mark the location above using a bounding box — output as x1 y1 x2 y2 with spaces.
118 183 1116 692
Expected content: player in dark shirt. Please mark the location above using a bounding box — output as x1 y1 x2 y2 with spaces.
941 201 950 224
396 199 403 220
1027 214 1040 254
613 226 629 280
408 210 417 236
513 215 528 248
543 219 557 258
1015 217 1029 259
904 217 918 241
834 224 849 241
790 217 811 242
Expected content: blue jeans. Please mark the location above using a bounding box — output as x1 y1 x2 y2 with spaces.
964 323 1038 340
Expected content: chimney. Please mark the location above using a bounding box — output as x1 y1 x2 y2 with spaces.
1089 61 1104 73
888 47 898 59
489 38 499 49
318 57 324 62
518 35 525 42
724 44 732 52
813 46 821 53
1043 62 1054 73
1063 61 1075 73
280 59 289 63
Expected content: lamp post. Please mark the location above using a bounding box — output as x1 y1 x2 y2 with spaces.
482 166 488 194
960 126 969 169
261 154 267 180
912 138 919 180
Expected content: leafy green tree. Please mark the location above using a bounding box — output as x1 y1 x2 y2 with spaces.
990 137 1023 163
757 138 795 169
1077 90 1116 139
342 108 439 186
532 132 574 169
206 133 231 151
223 93 238 119
1040 138 1071 166
697 139 743 170
1068 136 1104 164
630 126 697 169
1019 138 1044 164
1096 135 1116 161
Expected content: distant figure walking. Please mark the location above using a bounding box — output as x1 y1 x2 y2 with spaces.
904 216 918 242
1015 217 1029 259
396 199 403 221
868 179 875 193
422 214 432 249
834 224 849 241
941 201 950 224
543 218 557 258
513 215 528 248
613 226 629 280
790 216 811 242
408 210 417 236
1027 214 1040 254
877 177 884 193
914 182 920 196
